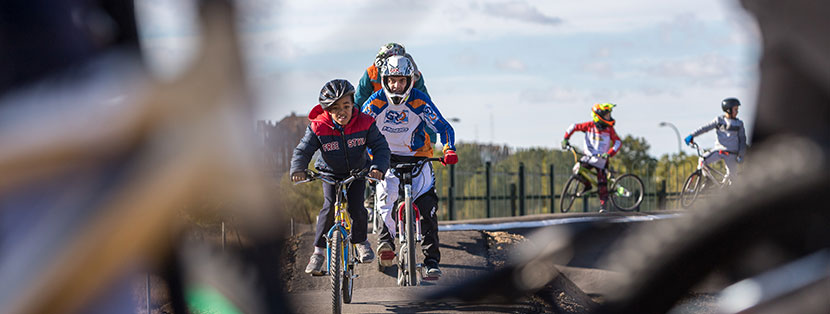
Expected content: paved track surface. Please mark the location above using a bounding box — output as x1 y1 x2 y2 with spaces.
286 229 552 313
284 211 689 313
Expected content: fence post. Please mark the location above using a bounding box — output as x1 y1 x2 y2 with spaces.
510 183 517 216
549 164 556 213
448 164 456 220
518 162 526 216
583 194 589 212
658 179 667 209
485 161 492 218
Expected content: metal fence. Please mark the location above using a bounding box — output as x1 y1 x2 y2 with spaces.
433 161 697 220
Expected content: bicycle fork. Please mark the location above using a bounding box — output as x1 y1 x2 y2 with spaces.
325 223 353 276
397 184 424 285
397 184 423 243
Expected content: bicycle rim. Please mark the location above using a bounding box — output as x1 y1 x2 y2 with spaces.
611 174 644 211
342 262 353 304
330 232 342 314
560 176 583 213
397 246 407 286
680 171 703 208
372 207 380 234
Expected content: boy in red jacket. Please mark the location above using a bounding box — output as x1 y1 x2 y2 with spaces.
290 79 390 275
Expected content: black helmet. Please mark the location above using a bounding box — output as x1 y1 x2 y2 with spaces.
721 97 741 113
318 79 355 109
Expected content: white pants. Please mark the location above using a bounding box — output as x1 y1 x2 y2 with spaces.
703 151 739 181
579 155 607 169
376 162 435 237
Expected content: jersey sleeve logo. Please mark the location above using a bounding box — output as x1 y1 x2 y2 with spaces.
422 105 439 121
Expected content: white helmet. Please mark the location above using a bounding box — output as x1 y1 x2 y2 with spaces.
380 55 415 105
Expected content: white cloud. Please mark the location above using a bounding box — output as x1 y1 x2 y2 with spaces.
496 58 527 72
472 0 562 26
592 47 612 58
657 13 707 44
137 0 759 156
645 54 734 82
451 49 482 67
519 86 585 104
583 62 614 77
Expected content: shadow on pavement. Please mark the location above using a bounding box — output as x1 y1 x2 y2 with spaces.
366 300 546 313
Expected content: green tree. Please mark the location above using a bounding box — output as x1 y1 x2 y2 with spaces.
612 135 657 175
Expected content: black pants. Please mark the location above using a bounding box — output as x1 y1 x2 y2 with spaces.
378 188 441 264
581 163 608 206
314 180 367 248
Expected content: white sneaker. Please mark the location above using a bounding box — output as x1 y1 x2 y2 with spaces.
355 241 375 263
305 254 325 276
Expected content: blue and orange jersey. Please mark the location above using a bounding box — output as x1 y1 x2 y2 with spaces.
361 88 455 157
290 104 390 177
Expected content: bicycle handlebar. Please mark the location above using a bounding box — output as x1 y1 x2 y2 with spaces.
293 168 378 185
565 145 608 159
687 142 706 157
392 157 444 179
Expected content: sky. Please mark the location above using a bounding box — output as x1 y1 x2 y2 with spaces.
135 0 762 157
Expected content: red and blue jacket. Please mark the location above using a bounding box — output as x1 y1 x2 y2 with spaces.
290 104 390 178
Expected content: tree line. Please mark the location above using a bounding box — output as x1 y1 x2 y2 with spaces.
279 135 723 223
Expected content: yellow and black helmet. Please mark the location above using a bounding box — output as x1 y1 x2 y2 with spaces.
591 103 616 127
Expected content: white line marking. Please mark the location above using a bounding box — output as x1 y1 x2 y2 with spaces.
438 213 684 232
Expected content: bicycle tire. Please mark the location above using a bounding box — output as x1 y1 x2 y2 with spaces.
329 232 342 314
405 199 418 286
560 176 585 213
397 246 406 286
342 249 353 304
372 205 381 234
610 174 644 211
680 170 704 208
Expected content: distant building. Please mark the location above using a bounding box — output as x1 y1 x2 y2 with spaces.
257 112 308 177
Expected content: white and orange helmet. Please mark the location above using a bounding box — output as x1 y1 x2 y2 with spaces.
380 55 415 105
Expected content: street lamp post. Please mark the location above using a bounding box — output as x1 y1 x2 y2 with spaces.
659 121 682 154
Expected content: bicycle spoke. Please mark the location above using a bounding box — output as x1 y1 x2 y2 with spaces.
611 174 644 211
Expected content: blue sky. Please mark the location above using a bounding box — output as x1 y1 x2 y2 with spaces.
136 0 761 157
